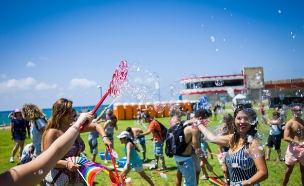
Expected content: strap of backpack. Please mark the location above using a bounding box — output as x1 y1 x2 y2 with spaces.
154 120 164 140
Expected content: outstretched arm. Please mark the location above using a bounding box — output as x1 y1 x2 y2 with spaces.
96 107 108 122
82 122 112 148
196 123 231 146
0 112 93 186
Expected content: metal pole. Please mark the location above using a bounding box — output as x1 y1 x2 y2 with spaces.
97 85 102 98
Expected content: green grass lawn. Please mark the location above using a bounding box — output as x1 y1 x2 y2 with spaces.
0 107 302 185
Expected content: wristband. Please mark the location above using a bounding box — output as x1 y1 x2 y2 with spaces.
66 161 69 169
102 136 109 142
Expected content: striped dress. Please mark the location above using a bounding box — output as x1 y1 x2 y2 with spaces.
224 145 260 186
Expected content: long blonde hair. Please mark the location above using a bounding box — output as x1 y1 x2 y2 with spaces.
21 103 46 121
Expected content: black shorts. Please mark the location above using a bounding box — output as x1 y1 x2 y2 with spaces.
266 134 281 150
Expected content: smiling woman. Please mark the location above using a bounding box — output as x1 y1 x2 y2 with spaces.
42 98 113 186
196 106 268 186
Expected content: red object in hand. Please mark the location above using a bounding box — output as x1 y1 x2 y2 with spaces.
79 61 128 131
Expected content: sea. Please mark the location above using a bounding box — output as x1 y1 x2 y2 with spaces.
0 104 112 126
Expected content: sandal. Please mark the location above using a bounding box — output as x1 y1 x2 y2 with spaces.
157 167 167 171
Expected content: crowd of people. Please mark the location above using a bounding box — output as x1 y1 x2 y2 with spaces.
2 99 304 186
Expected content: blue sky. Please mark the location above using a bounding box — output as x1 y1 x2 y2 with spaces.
0 0 303 111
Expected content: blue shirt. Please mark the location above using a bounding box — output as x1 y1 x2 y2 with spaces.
12 118 26 132
31 118 47 156
124 142 142 168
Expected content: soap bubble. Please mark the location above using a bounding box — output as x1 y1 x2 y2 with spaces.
195 148 207 157
154 102 165 113
245 145 265 160
227 87 235 98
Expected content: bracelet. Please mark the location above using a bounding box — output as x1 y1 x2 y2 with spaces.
66 161 69 169
102 136 109 142
71 125 79 131
195 122 202 128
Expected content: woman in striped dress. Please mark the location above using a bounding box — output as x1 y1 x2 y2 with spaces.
196 105 268 186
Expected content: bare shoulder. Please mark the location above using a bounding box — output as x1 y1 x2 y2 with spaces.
44 128 60 140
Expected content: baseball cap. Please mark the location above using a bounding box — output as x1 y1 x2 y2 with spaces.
117 131 130 139
14 108 21 113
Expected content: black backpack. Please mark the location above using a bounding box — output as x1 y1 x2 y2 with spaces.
165 121 193 158
154 120 168 141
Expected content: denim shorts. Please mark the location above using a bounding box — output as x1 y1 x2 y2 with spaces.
153 141 164 157
175 157 196 186
138 136 146 146
13 131 26 141
89 138 98 155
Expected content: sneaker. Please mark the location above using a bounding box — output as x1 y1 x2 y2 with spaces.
200 174 209 180
10 157 14 163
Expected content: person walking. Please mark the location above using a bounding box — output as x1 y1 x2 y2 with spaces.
282 104 304 186
263 111 283 162
138 113 167 171
10 108 27 163
117 131 155 186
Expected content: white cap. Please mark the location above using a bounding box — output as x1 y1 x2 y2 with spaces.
117 131 130 139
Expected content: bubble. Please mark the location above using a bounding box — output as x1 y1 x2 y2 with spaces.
295 90 304 97
210 36 215 42
169 104 183 116
245 145 265 160
226 87 235 98
215 79 224 86
278 10 281 14
38 169 43 175
195 148 207 157
154 102 165 113
262 89 271 97
254 132 265 142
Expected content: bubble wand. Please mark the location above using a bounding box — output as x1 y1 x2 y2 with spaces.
79 60 128 131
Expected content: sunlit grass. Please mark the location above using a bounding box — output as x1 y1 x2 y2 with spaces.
0 105 301 185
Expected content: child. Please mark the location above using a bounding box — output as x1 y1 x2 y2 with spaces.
117 131 154 186
88 113 99 162
103 115 118 164
200 140 213 180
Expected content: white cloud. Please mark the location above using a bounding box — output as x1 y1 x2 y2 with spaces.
69 78 96 89
0 77 37 93
0 74 6 78
36 82 58 90
27 61 36 67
